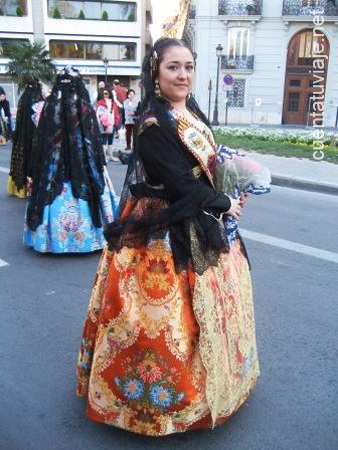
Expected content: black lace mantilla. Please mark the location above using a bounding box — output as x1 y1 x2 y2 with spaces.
26 71 106 231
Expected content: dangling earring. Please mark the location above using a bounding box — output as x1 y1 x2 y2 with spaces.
187 92 192 101
154 80 161 98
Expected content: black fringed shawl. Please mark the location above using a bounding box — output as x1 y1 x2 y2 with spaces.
9 81 44 191
104 112 234 275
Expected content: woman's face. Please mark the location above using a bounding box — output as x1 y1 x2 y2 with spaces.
103 90 110 99
128 91 135 100
157 45 194 105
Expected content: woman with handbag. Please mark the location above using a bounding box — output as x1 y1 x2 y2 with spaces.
96 89 120 162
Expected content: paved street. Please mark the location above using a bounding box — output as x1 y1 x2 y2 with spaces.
0 143 337 450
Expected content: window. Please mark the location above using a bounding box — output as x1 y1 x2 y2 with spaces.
307 94 314 113
0 0 27 16
228 28 249 58
228 79 245 108
288 93 299 112
0 38 29 58
49 40 136 61
298 31 321 58
290 79 301 87
47 1 136 21
301 0 317 6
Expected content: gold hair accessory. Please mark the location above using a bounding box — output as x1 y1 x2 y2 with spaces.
149 50 158 79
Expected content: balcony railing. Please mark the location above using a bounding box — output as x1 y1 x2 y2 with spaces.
218 0 263 16
282 0 338 16
221 55 254 70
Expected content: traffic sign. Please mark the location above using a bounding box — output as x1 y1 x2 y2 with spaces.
223 74 234 85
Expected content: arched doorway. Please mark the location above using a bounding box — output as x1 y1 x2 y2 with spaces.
282 29 330 125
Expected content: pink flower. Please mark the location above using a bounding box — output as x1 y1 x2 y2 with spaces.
136 360 162 383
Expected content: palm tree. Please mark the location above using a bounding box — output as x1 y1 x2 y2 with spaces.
6 41 56 92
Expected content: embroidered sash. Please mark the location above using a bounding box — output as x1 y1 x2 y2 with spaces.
174 114 217 187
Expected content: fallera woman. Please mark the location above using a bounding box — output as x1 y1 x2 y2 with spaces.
24 68 119 253
77 38 259 436
7 79 44 198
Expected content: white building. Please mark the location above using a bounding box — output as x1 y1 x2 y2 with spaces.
185 0 338 127
0 0 152 106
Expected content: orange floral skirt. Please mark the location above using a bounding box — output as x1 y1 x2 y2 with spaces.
77 232 259 436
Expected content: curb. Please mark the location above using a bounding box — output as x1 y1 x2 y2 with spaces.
272 175 338 196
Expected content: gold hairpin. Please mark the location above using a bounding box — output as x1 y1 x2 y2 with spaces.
149 50 158 78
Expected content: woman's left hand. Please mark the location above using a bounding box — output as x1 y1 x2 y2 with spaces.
239 192 248 208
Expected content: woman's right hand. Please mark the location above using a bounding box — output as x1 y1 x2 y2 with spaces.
227 197 242 220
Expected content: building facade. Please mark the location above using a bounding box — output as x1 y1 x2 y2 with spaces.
0 0 152 107
185 0 338 126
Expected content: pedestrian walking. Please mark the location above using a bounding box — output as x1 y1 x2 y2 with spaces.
112 79 127 138
122 88 138 151
95 88 120 162
0 88 12 140
7 79 44 198
76 38 259 436
24 67 119 253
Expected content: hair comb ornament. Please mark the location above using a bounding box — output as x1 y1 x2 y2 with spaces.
149 50 158 79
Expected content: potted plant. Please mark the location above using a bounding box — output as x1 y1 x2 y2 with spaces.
52 7 61 18
16 6 24 16
246 4 254 15
78 10 85 19
102 10 108 20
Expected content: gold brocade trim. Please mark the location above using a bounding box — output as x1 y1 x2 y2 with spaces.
192 240 260 425
138 116 159 135
192 165 202 178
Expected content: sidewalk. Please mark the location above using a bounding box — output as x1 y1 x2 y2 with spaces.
243 151 338 196
113 128 338 195
1 137 338 195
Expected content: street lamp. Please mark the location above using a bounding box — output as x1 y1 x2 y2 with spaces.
103 57 109 85
207 79 212 122
212 44 223 126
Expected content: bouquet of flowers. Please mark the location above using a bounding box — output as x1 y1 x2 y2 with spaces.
215 145 271 245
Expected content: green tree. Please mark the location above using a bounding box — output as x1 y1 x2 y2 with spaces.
101 10 108 20
6 41 56 92
78 10 85 19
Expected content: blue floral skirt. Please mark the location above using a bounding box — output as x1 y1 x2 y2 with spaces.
24 175 119 254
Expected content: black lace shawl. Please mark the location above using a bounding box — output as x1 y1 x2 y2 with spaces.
104 113 234 275
9 81 44 191
26 72 106 231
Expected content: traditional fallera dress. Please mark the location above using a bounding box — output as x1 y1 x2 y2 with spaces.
24 70 119 253
7 81 44 198
77 110 260 435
